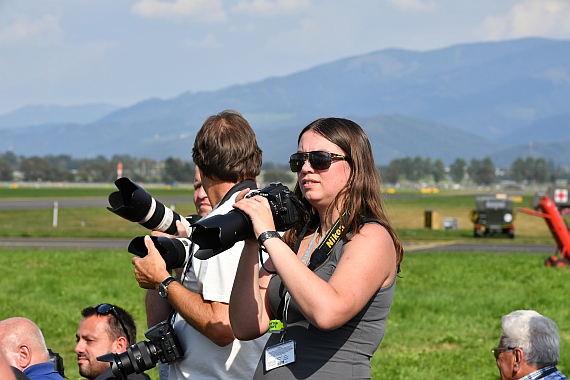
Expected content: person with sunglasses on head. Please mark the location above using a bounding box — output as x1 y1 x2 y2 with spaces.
493 310 567 380
132 110 268 380
0 317 62 380
75 304 150 380
229 117 404 379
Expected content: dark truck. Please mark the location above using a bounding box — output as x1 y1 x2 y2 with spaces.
471 195 515 238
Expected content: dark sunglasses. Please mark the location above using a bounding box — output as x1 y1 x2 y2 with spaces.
491 346 516 360
96 303 131 343
289 151 347 172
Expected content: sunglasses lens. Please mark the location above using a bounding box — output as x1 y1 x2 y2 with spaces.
289 153 305 172
97 304 112 314
309 152 332 170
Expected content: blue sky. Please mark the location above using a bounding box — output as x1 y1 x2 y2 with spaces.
1 0 569 115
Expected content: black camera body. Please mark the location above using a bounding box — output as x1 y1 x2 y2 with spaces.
97 320 183 380
245 182 302 231
48 348 64 378
192 182 306 260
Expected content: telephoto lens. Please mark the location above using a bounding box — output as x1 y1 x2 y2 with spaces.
128 236 192 271
108 177 190 235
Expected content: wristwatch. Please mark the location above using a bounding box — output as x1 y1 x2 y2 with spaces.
157 276 176 299
257 231 281 247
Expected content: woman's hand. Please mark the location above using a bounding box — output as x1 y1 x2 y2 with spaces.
233 189 277 240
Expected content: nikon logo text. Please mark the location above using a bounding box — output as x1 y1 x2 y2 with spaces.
325 225 345 248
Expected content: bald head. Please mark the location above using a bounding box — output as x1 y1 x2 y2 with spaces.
0 317 50 371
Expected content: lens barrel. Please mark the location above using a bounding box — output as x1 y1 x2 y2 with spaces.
108 177 190 235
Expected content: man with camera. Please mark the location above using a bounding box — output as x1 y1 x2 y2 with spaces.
74 304 150 380
0 317 63 380
132 110 268 379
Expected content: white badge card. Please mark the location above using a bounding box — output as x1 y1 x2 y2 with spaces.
264 340 296 371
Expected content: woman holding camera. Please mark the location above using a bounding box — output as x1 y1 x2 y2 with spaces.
230 117 403 379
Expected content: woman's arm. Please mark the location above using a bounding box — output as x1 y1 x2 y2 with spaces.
229 239 273 340
268 223 396 330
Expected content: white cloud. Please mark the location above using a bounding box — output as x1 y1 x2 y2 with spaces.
130 0 227 22
231 0 310 17
386 0 435 12
0 14 61 45
481 0 570 40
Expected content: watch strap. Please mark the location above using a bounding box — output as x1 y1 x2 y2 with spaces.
257 231 281 246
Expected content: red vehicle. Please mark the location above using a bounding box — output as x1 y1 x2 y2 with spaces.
518 195 570 267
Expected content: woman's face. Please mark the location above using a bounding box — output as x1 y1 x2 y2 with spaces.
296 130 351 211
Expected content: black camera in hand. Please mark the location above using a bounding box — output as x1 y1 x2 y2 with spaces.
108 177 191 235
191 182 307 260
97 320 183 380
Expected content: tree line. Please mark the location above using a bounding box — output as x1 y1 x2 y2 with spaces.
381 156 567 186
0 151 566 185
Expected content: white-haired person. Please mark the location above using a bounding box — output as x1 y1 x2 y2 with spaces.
493 310 567 380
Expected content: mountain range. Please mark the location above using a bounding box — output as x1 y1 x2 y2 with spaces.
1 37 569 168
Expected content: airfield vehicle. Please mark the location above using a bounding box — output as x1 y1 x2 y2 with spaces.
532 184 570 215
471 195 515 238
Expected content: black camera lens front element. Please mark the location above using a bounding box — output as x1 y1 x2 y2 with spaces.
289 151 347 172
95 303 131 344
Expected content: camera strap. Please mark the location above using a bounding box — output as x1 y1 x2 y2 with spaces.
275 216 347 321
216 179 258 207
306 216 347 271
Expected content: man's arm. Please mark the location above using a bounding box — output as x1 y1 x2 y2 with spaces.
166 282 235 346
133 236 235 346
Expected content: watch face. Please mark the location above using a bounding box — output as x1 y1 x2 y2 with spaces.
158 284 167 298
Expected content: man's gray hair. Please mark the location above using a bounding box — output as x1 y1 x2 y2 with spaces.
501 310 560 366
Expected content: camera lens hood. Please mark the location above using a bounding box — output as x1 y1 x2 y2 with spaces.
108 177 154 222
191 209 252 260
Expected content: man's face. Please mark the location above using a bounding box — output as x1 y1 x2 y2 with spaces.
494 340 517 380
75 315 120 379
193 167 212 217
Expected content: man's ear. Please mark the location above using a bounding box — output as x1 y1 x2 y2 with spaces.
111 336 129 353
16 345 32 369
513 347 524 368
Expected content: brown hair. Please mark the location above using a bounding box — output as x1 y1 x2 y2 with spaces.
192 110 262 183
284 118 403 269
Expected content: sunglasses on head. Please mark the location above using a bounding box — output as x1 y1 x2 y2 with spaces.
95 303 131 343
289 151 347 172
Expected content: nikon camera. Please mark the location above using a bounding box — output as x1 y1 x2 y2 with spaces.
97 320 183 379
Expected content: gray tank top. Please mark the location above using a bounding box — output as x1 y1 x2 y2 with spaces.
253 222 397 379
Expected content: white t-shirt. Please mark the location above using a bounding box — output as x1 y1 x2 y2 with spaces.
170 189 268 380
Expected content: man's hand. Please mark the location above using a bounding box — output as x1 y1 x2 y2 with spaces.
132 236 171 289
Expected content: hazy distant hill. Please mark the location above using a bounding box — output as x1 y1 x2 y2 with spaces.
0 103 120 129
1 37 569 166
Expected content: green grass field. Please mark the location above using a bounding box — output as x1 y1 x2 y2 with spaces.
0 185 568 379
